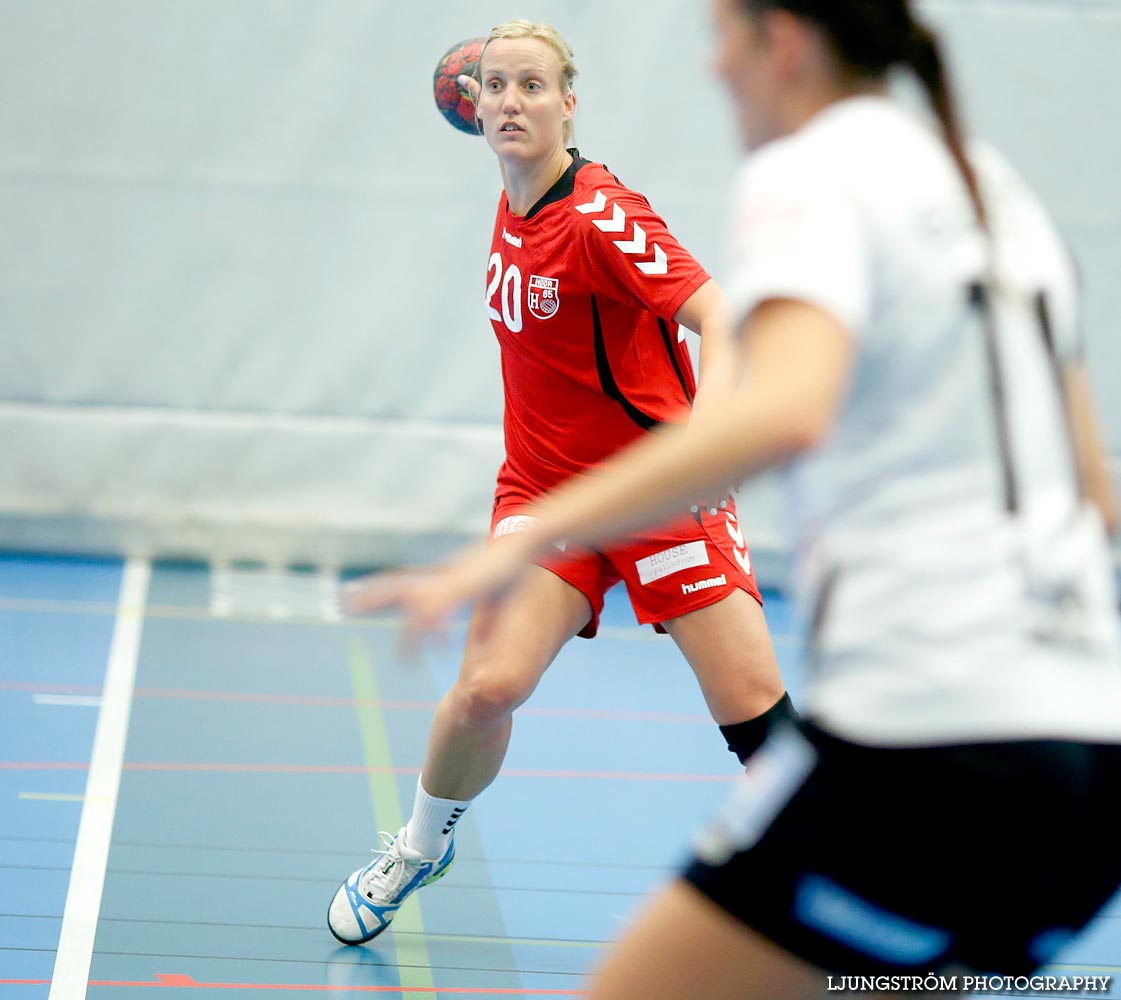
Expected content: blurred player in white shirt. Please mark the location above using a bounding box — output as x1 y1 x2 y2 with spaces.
352 1 1121 995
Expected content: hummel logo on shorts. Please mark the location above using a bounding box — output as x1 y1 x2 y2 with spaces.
682 574 727 595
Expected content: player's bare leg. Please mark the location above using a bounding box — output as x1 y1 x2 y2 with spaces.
419 564 592 800
663 588 791 763
328 564 590 944
588 880 828 1000
663 588 784 724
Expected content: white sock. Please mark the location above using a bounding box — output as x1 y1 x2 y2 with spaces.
404 780 471 859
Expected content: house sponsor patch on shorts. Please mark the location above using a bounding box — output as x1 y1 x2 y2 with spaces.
634 540 710 586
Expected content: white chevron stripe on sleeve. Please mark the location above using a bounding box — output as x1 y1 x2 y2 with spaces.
575 191 606 214
575 190 672 276
635 244 669 276
613 223 647 255
593 204 627 234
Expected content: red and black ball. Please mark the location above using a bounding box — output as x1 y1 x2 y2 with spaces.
433 37 485 135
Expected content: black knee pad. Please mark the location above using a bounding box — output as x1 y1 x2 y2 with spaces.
719 692 798 764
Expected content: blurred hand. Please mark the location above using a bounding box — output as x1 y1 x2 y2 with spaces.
342 537 530 655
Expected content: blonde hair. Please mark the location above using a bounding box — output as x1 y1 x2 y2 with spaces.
480 19 579 145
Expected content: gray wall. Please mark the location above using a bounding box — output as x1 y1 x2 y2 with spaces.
1 0 1118 577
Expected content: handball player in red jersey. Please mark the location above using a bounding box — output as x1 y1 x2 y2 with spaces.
327 17 794 945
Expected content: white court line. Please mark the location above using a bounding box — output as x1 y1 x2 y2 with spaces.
209 564 341 622
0 399 503 441
33 694 104 708
48 557 150 1000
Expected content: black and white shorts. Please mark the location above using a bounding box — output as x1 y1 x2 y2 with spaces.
682 721 1121 976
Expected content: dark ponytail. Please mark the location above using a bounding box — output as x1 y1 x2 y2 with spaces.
741 0 987 228
902 21 987 228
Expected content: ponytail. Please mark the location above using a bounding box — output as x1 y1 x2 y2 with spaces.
740 1 988 230
903 22 988 229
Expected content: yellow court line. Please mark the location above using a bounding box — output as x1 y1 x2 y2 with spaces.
348 638 436 991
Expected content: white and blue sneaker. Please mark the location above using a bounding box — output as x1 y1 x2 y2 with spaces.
327 827 455 945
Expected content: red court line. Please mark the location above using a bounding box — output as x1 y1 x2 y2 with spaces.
0 979 581 994
0 680 709 725
0 761 734 783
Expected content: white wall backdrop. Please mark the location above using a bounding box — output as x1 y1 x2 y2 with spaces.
1 0 1118 578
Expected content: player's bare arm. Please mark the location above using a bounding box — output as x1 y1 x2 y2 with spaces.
1064 362 1119 534
523 299 856 553
348 298 856 641
675 279 745 512
675 279 744 426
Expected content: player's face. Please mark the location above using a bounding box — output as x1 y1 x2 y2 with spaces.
710 0 784 151
477 38 575 166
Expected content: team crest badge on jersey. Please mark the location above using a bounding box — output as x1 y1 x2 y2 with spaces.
528 275 560 320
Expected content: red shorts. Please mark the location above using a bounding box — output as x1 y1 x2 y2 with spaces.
490 493 763 638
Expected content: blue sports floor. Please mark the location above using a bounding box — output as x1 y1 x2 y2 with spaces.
2 553 1118 998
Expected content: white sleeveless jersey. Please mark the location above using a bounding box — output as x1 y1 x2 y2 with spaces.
725 96 1121 746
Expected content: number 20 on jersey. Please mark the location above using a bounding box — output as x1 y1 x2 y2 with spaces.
486 254 523 332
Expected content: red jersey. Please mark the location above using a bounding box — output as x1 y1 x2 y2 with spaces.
486 154 709 499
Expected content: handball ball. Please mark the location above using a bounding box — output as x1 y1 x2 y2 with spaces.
433 37 485 135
